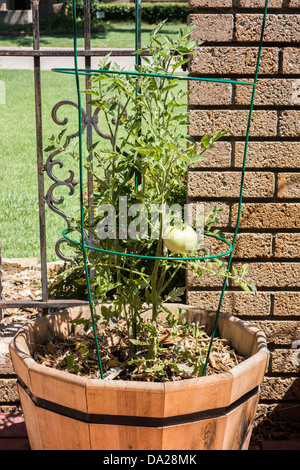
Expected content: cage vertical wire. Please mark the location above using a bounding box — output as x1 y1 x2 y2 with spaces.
54 0 270 379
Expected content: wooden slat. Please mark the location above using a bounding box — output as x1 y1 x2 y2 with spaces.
0 48 143 57
0 299 88 309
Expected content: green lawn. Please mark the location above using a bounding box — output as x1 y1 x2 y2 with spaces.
0 69 87 262
0 22 185 49
0 65 187 262
0 20 188 262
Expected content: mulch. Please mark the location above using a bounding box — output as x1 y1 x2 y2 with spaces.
0 266 42 334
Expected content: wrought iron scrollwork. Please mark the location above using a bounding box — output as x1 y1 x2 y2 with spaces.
44 99 113 261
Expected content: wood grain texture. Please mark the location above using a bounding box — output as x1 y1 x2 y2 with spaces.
9 305 268 450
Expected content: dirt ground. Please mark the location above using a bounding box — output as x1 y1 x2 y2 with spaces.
0 264 43 336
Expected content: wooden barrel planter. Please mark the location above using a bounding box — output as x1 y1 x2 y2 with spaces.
9 304 268 450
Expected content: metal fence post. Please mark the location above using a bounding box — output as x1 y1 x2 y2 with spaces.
31 0 49 312
83 0 96 288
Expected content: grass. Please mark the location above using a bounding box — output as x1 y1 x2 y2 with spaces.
0 61 187 262
0 69 87 261
0 22 185 49
0 19 188 262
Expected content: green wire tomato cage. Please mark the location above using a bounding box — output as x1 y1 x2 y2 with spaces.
53 0 270 379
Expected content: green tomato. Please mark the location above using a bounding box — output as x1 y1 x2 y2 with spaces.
163 224 197 253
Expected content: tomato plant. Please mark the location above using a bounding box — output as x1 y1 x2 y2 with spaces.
47 22 256 378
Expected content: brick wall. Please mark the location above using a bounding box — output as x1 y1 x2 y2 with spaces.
187 0 300 427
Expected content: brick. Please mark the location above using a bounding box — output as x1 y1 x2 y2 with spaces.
255 403 275 419
187 260 292 289
270 349 300 374
193 141 232 168
189 47 279 75
287 0 300 7
257 403 300 423
187 201 231 226
253 320 300 344
274 292 300 316
231 203 300 229
233 233 273 258
0 379 19 403
201 232 230 255
0 338 14 375
189 0 232 8
186 253 251 290
187 171 274 198
233 0 283 7
274 233 300 257
261 377 300 401
277 173 300 198
222 232 273 258
191 232 272 257
278 110 300 137
188 79 232 106
186 263 229 287
282 47 300 74
186 7 300 403
236 14 300 42
205 202 231 226
189 110 277 137
235 79 300 106
185 201 231 231
234 142 300 168
189 14 233 42
186 290 271 316
233 262 300 287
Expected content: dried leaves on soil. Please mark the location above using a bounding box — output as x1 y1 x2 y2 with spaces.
0 266 245 381
33 319 245 381
0 268 41 337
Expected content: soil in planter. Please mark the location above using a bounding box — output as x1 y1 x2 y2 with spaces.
33 318 246 382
